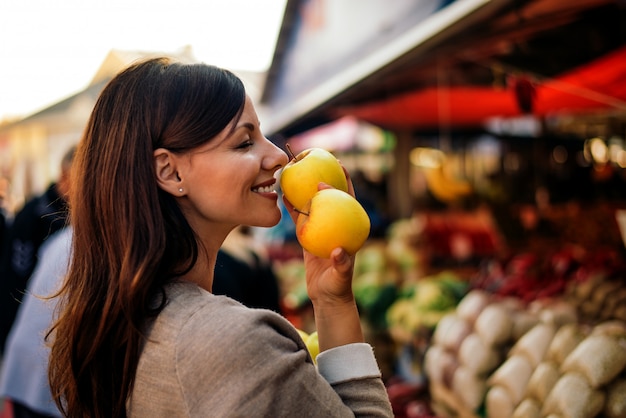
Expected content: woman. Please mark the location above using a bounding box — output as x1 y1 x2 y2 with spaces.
47 57 393 418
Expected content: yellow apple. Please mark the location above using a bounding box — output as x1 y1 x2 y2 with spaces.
296 188 370 258
280 147 349 211
296 328 309 342
305 331 320 363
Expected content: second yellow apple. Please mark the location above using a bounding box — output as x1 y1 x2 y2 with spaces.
296 188 371 258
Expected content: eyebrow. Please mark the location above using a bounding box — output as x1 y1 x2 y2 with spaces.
237 122 256 131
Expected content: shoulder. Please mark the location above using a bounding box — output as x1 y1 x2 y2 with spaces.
164 281 294 346
135 282 320 416
153 282 306 376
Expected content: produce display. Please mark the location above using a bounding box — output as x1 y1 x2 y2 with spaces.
374 224 625 417
269 207 626 418
425 273 626 418
385 272 468 344
422 159 473 204
414 208 503 267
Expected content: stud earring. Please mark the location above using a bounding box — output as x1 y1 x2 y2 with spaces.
178 188 183 192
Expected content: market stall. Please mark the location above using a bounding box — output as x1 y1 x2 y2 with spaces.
260 1 626 416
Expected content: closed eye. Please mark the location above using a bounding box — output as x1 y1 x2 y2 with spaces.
236 139 254 149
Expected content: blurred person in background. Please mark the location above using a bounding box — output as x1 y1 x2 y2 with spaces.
0 228 71 418
0 146 76 355
213 225 283 314
47 57 392 417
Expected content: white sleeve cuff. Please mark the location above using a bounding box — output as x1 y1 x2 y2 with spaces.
316 343 382 384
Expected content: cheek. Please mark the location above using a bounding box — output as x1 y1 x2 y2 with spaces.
190 169 248 212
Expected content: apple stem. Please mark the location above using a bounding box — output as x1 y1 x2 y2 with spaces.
285 143 296 160
294 208 310 216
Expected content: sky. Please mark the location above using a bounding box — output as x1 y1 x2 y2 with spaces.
0 0 287 122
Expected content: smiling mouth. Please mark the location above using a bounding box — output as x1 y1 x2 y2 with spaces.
252 184 276 193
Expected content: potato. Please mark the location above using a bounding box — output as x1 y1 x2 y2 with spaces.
538 300 577 327
591 280 622 305
591 320 626 338
573 273 604 300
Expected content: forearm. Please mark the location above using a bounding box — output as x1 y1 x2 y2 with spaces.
313 297 364 352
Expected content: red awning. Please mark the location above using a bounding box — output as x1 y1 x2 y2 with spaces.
333 45 626 130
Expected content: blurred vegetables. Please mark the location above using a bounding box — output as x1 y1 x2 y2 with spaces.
386 272 468 344
426 280 626 418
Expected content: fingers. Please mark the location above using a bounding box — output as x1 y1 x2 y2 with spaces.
342 166 356 196
316 182 332 191
330 247 353 276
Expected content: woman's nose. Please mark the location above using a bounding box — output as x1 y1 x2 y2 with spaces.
266 138 289 170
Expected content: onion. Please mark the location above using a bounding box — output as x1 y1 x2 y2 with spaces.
475 303 514 347
545 323 584 365
452 365 487 411
509 322 556 368
512 398 541 418
488 355 533 405
542 372 605 418
561 333 626 388
456 289 491 324
525 361 560 403
486 385 514 418
458 332 501 375
432 313 471 353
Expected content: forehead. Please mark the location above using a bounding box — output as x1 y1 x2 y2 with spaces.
240 95 258 120
194 95 258 151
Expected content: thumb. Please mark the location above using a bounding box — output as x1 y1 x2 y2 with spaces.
330 247 352 276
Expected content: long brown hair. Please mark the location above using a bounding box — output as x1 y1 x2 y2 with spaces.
48 57 246 418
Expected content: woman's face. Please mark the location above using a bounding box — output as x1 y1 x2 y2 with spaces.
176 95 289 235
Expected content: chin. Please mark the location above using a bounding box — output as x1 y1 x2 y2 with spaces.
251 212 282 228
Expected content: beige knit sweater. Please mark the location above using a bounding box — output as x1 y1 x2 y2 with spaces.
128 281 393 417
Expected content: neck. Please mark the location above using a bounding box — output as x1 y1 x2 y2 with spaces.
178 224 233 292
179 251 216 292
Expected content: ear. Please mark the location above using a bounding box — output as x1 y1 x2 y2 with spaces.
154 148 185 196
